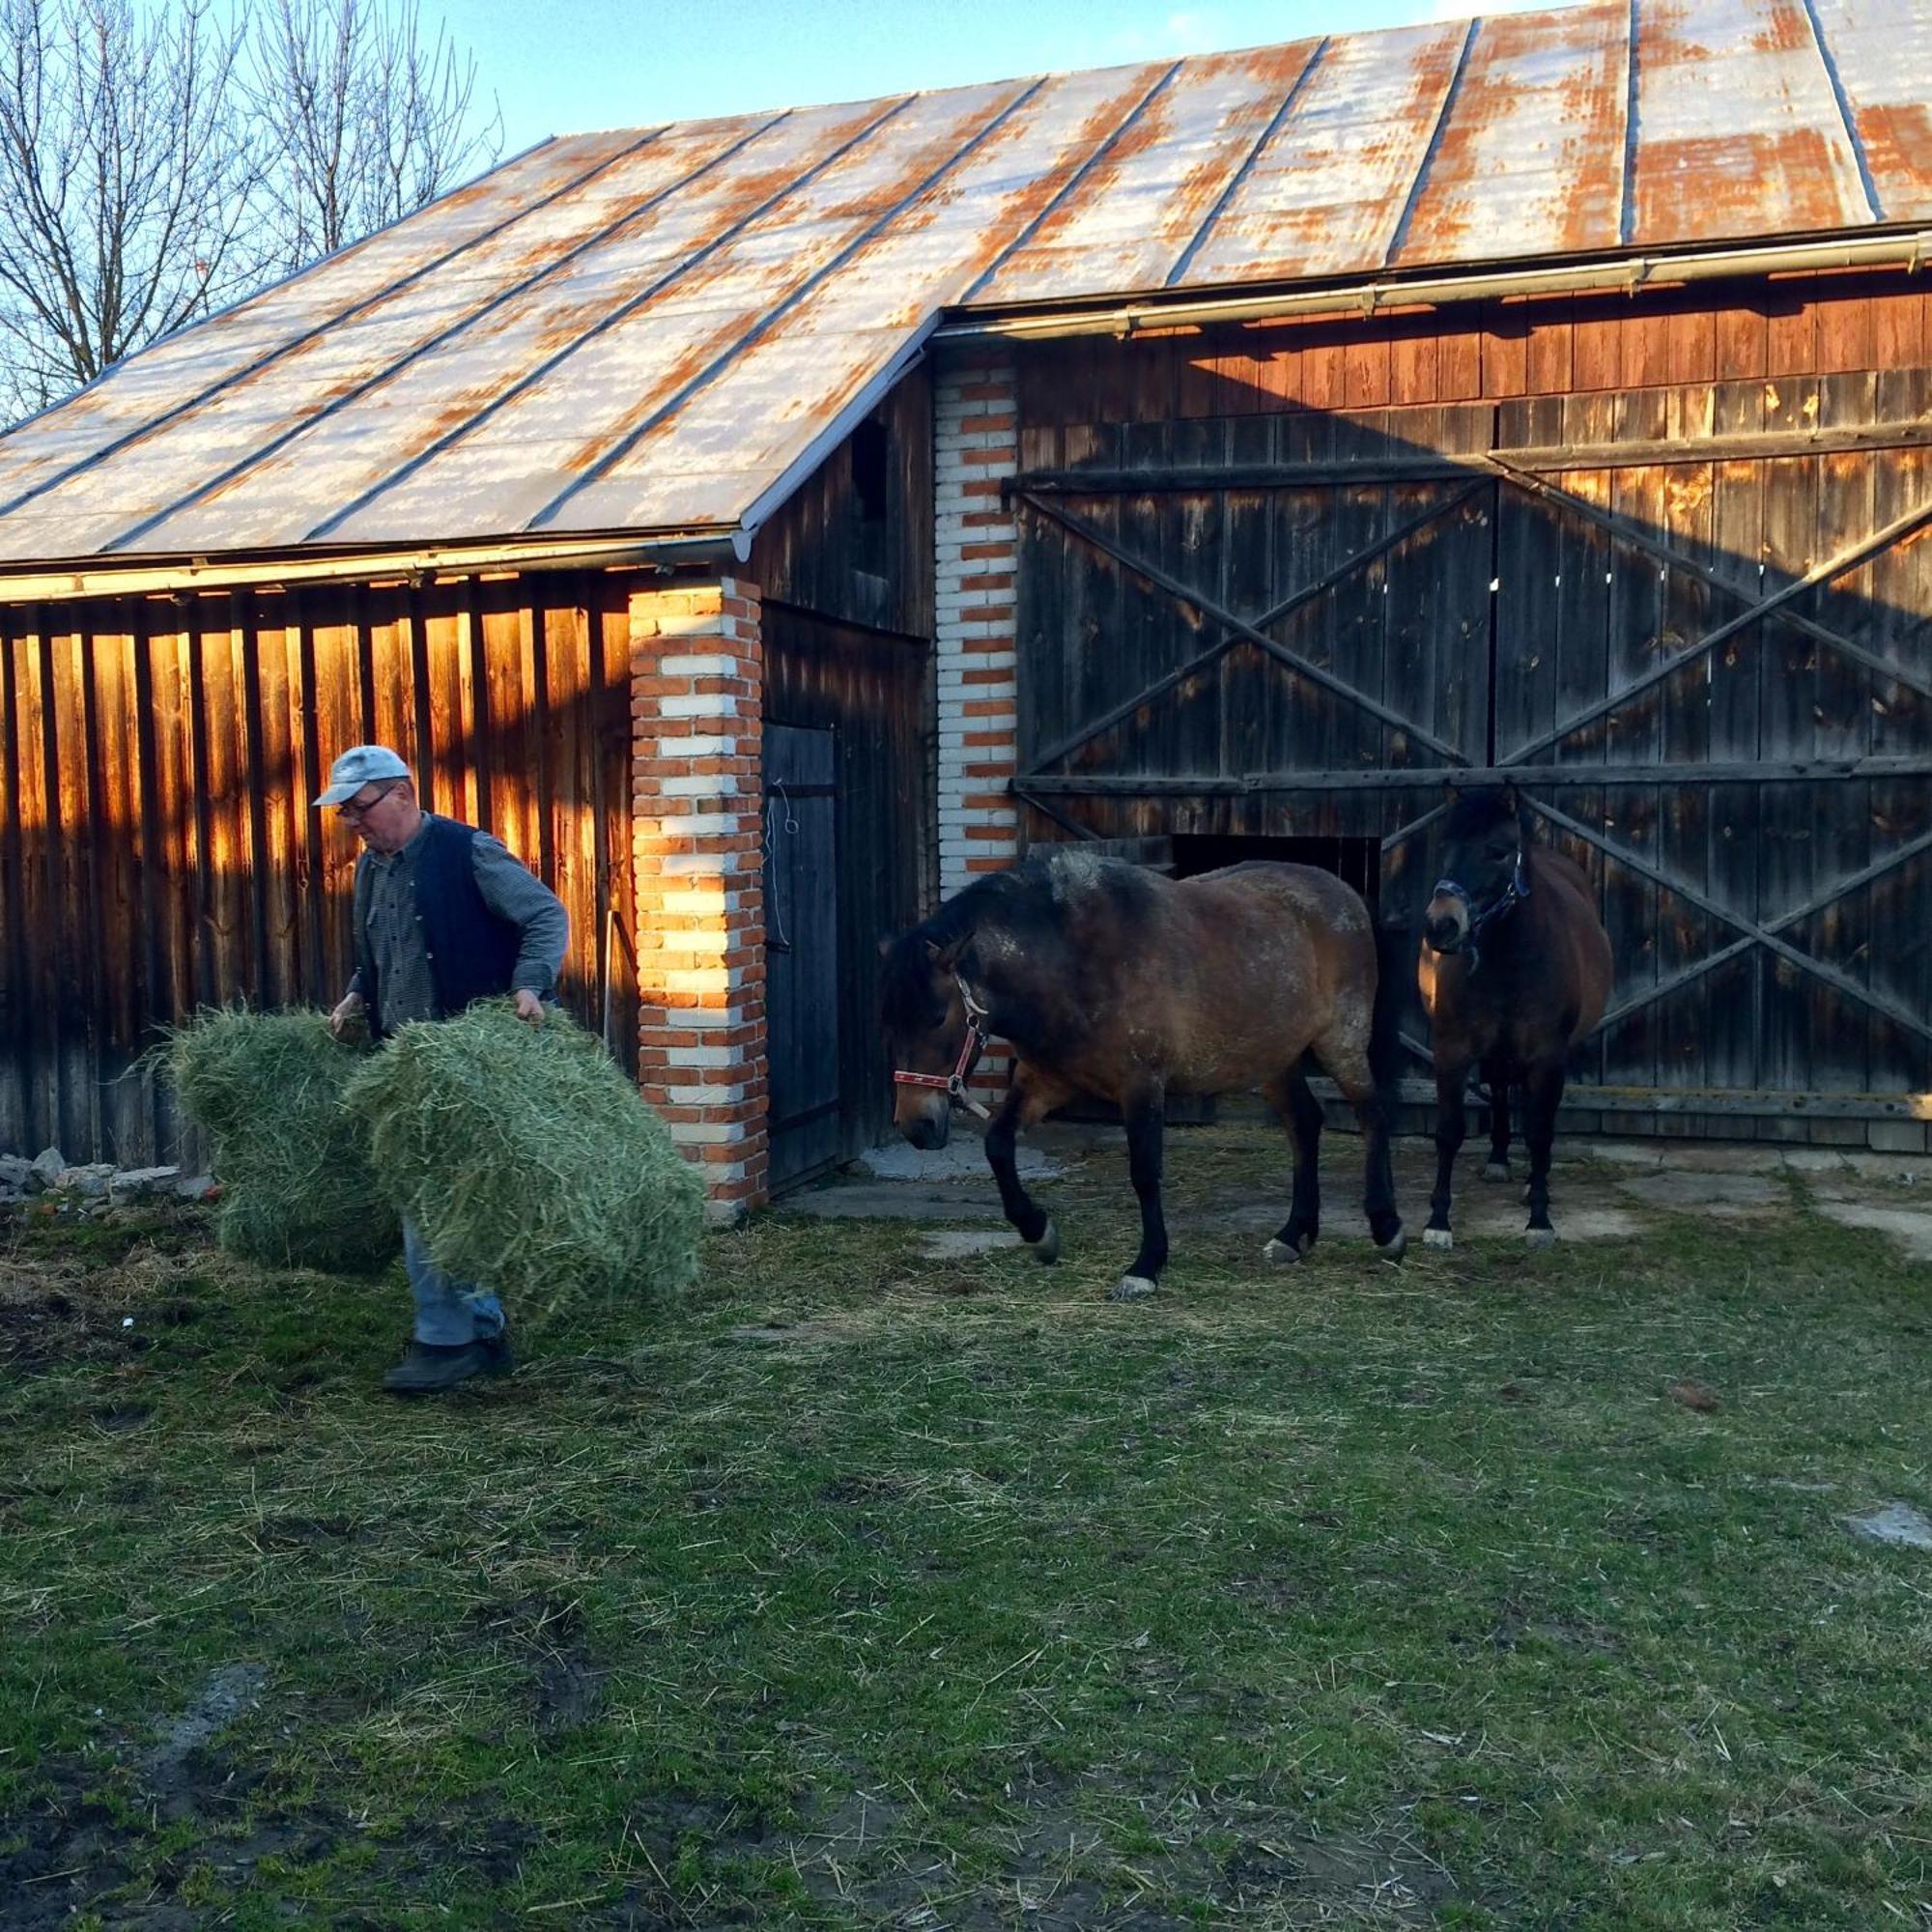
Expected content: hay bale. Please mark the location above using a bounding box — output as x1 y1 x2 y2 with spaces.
161 1009 400 1274
342 1001 704 1322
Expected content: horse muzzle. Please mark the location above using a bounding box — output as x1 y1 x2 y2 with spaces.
1424 900 1470 954
895 1095 952 1150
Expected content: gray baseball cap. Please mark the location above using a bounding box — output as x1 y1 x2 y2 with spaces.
316 744 412 807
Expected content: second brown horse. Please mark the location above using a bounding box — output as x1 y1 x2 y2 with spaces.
1418 785 1613 1247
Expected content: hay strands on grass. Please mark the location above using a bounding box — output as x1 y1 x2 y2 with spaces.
158 1007 400 1276
343 1000 704 1326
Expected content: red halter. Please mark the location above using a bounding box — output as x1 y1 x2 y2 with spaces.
892 976 993 1120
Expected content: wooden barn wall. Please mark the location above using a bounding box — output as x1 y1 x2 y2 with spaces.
0 570 641 1166
1008 271 1932 1145
751 366 933 642
762 606 931 1166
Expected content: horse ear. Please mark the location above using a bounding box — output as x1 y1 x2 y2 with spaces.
923 937 960 969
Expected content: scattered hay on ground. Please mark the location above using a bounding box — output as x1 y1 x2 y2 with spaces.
160 1009 400 1275
343 1001 703 1325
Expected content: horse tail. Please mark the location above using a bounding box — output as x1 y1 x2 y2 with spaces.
1369 915 1412 1125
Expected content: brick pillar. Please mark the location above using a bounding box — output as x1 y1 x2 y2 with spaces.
630 579 768 1218
934 351 1021 1102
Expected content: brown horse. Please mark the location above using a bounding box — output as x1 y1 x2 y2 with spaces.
1418 785 1613 1248
881 849 1407 1299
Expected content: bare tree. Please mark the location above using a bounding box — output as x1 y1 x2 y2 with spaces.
244 0 501 276
0 0 261 418
0 0 500 424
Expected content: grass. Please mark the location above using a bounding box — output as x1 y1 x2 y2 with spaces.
1 1128 1929 1929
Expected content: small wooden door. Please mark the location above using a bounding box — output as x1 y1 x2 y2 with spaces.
763 723 841 1190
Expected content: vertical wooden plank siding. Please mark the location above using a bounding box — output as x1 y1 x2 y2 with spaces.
0 572 648 1165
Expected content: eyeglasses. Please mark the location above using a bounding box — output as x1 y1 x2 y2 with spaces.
336 780 405 820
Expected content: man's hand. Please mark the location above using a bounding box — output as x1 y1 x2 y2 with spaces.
514 989 544 1025
328 990 366 1039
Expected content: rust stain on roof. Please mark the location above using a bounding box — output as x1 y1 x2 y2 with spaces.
0 0 1923 565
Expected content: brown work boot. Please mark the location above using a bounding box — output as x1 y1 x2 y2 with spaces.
382 1336 511 1395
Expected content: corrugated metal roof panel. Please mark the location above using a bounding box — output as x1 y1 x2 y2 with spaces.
1391 4 1630 264
0 0 1923 568
1810 0 1932 219
1632 0 1874 240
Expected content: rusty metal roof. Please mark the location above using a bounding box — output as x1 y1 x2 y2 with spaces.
0 0 1926 568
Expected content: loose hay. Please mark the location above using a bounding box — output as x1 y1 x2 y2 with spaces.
161 1009 400 1274
343 1002 704 1322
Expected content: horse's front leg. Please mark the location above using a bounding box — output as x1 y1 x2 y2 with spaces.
1110 1083 1168 1300
1522 1061 1565 1248
984 1064 1071 1264
1481 1056 1513 1182
1425 1059 1471 1249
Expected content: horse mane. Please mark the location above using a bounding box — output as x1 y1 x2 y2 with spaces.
877 856 1076 1031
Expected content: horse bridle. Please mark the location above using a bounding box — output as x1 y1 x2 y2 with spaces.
892 973 993 1121
1431 851 1531 971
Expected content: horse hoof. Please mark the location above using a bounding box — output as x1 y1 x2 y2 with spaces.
1423 1227 1454 1250
1376 1228 1407 1264
1109 1274 1158 1301
1483 1161 1511 1183
1028 1219 1060 1265
1524 1227 1556 1250
1263 1236 1308 1265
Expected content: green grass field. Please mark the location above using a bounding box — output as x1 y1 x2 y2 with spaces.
3 1130 1929 1928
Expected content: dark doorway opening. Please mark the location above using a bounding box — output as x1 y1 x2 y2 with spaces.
1169 834 1380 916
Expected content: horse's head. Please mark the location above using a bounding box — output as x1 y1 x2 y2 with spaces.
879 929 980 1150
1427 784 1531 954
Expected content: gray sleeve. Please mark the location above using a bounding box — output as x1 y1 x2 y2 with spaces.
470 835 569 996
346 854 372 1000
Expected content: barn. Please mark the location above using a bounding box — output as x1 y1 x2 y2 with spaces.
3 0 1931 1207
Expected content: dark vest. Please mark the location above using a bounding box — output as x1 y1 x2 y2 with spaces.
362 816 523 1035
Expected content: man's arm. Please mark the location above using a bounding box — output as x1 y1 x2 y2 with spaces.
470 836 570 1009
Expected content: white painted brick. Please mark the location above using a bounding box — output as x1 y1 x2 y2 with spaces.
658 693 741 718
656 734 741 759
652 812 746 838
659 772 753 798
648 611 729 639
666 1083 748 1106
658 653 743 678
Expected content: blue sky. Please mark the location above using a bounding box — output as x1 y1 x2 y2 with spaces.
452 0 1569 149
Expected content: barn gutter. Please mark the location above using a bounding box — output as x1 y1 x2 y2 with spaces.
932 229 1932 343
0 529 746 605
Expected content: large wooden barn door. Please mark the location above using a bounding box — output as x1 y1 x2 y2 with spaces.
1010 377 1932 1132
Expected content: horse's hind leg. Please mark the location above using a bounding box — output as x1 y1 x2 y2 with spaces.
1262 1064 1322 1264
1522 1061 1565 1248
1315 1033 1406 1263
985 1067 1071 1264
1110 1083 1170 1300
1426 1058 1471 1248
1482 1057 1513 1182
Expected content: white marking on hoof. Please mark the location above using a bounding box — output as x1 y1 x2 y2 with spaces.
1483 1161 1511 1183
1423 1227 1454 1250
1377 1228 1407 1264
1263 1236 1306 1265
1028 1219 1060 1264
1524 1227 1556 1249
1109 1274 1158 1301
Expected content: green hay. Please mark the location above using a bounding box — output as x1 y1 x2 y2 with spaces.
161 1009 401 1275
342 1001 704 1324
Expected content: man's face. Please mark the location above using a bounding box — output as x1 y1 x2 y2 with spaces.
336 778 418 853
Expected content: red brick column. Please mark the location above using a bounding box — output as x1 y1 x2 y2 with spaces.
630 579 768 1217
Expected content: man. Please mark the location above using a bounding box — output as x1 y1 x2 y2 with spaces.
317 745 569 1395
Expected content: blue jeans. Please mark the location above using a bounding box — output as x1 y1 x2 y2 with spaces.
404 1218 505 1347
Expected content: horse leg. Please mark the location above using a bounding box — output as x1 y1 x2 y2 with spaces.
1522 1060 1565 1248
984 1068 1071 1264
1316 1037 1405 1263
1482 1057 1513 1183
1261 1064 1323 1264
1426 1060 1471 1249
1109 1084 1169 1300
